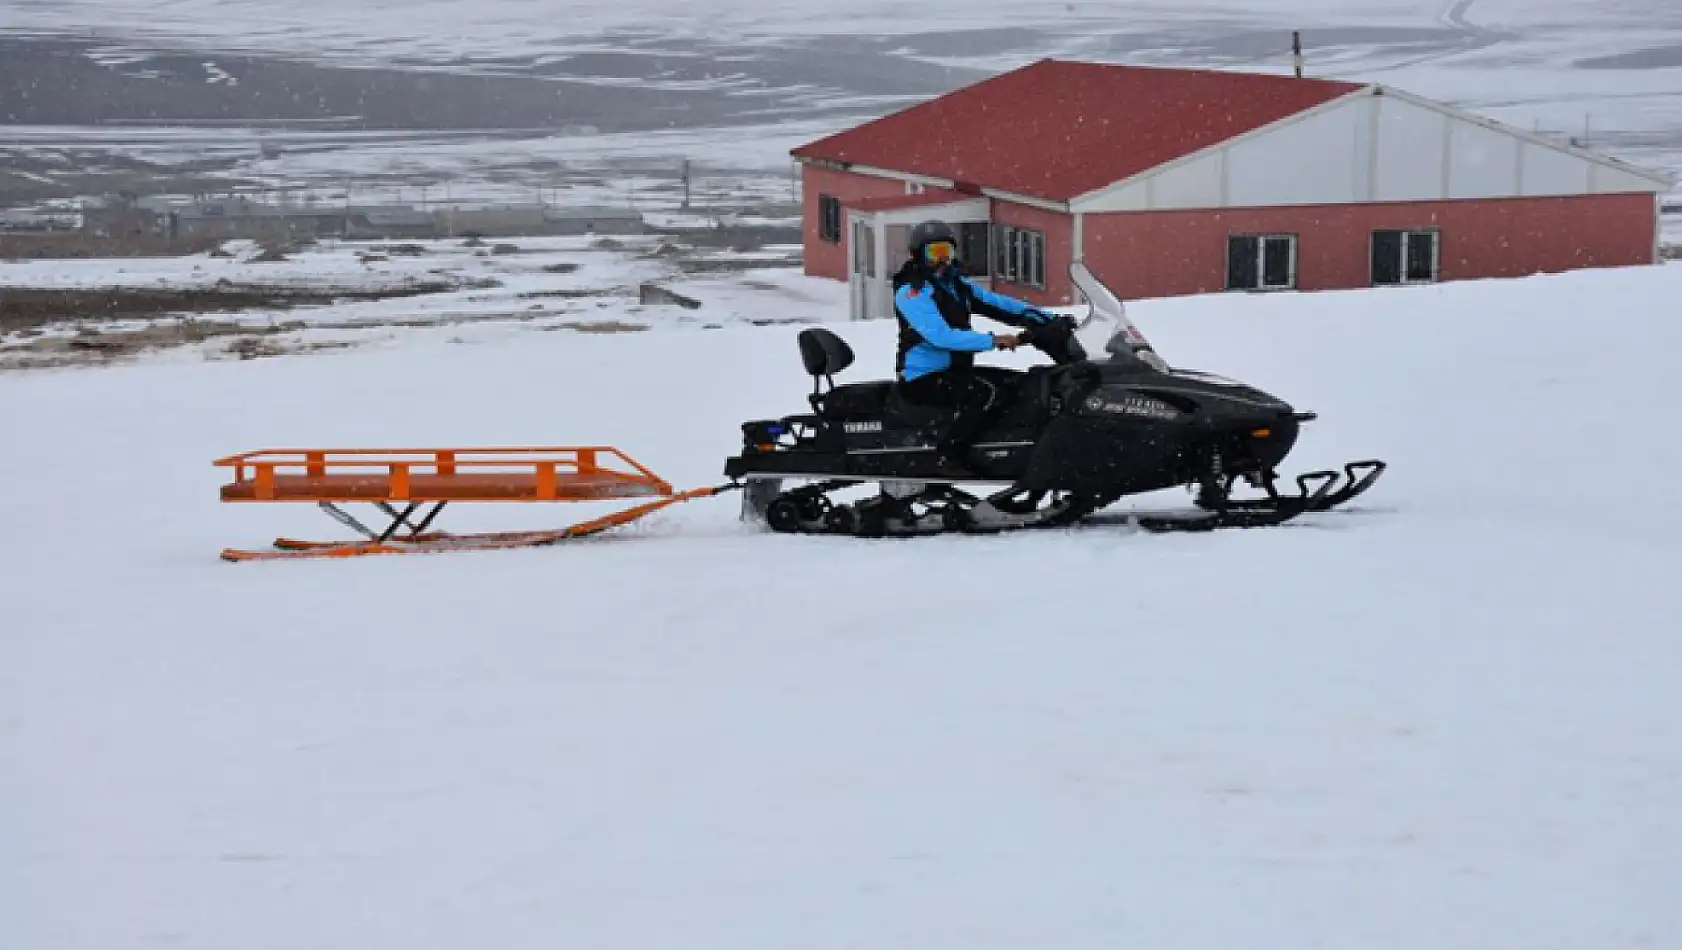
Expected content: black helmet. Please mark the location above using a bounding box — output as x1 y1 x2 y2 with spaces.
907 219 958 255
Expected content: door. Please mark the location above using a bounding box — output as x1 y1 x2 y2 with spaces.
879 223 909 319
849 216 877 320
958 222 991 278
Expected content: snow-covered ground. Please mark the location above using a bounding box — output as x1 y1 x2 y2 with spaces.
5 260 1681 949
0 122 811 212
0 235 834 367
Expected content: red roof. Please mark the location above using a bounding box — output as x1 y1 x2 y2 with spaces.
792 59 1365 203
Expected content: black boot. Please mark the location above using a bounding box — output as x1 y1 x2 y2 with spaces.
934 443 979 479
936 444 1001 480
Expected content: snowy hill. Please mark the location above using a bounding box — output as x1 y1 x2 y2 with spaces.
6 0 1680 218
5 263 1682 948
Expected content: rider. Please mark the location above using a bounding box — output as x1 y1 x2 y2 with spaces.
892 220 1054 474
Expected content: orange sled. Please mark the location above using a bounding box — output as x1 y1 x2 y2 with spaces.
213 446 730 561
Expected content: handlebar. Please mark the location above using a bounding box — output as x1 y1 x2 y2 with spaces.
1019 314 1089 366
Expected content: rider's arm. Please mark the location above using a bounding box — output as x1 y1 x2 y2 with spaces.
895 285 996 351
962 277 1050 323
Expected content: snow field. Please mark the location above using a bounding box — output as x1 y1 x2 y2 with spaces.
4 261 1682 949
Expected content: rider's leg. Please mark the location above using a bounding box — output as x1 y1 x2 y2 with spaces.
902 369 1005 471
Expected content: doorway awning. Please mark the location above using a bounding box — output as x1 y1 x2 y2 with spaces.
844 194 988 224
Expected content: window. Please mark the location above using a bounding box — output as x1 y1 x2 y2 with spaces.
958 223 990 276
1226 234 1297 291
1371 229 1439 285
993 225 1045 288
818 194 841 244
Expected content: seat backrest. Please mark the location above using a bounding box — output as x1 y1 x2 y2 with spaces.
798 328 854 379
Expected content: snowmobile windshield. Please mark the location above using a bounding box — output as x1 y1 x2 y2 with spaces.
1071 261 1127 327
1069 262 1158 364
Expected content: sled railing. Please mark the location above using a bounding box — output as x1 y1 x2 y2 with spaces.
216 446 674 503
213 445 729 562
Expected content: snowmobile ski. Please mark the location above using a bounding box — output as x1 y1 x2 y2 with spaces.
1132 470 1339 533
1195 459 1387 514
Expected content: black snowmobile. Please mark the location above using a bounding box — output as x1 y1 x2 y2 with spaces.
723 263 1385 536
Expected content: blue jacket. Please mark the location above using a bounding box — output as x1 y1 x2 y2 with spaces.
894 274 1045 381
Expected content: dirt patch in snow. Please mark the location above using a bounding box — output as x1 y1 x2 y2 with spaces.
2 318 313 369
0 233 228 260
0 305 654 371
539 320 650 333
0 280 467 330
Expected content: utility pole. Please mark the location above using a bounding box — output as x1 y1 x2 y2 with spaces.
1291 31 1304 78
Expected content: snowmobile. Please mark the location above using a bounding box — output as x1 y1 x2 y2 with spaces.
723 263 1385 537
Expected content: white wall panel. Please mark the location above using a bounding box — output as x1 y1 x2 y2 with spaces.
1146 151 1223 209
1520 142 1589 195
1226 97 1366 206
1373 95 1447 202
1067 89 1665 214
1590 162 1664 194
1447 120 1520 199
1079 179 1149 213
1351 96 1376 202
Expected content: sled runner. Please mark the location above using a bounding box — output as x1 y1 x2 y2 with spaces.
213 446 728 561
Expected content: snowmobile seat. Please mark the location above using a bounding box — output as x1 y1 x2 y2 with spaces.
798 328 895 419
883 367 1041 429
814 381 894 419
798 328 853 381
882 386 951 427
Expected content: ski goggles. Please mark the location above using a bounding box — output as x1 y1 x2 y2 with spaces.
921 239 956 265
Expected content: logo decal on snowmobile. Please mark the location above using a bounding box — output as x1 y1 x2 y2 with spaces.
1083 393 1181 420
844 420 885 434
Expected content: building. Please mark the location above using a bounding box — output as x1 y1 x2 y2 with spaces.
342 207 440 240
541 205 646 236
98 197 646 243
81 195 164 238
441 204 645 238
791 59 1675 319
166 199 323 242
